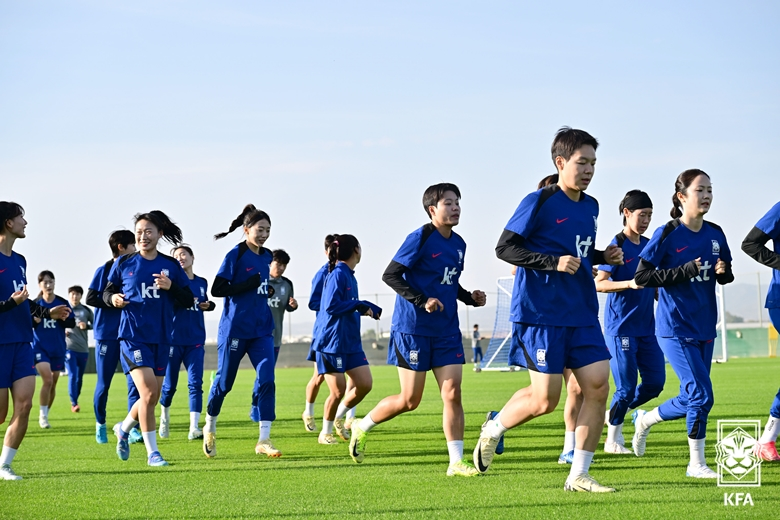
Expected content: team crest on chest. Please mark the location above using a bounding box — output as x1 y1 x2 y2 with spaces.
161 269 170 277
712 240 721 255
593 216 598 234
457 249 464 266
200 287 205 297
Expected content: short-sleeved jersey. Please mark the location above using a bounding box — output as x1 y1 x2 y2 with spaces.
599 234 655 337
640 219 732 339
313 262 364 355
308 263 329 314
171 275 209 346
107 252 191 345
216 242 273 340
32 295 72 352
89 260 121 341
268 276 294 348
390 224 466 337
505 186 600 327
755 202 780 309
0 251 32 345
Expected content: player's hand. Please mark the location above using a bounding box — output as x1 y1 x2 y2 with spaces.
50 305 71 320
153 272 172 290
694 257 702 270
605 244 624 265
364 308 374 318
78 321 88 330
627 279 643 290
715 258 727 275
198 301 211 310
425 298 444 313
33 316 41 324
591 266 598 278
11 286 29 305
65 330 71 337
471 290 486 307
111 294 128 308
557 255 581 275
289 297 298 310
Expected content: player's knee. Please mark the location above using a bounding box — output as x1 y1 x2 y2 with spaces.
531 395 559 416
16 398 32 418
643 383 664 399
401 394 422 411
441 384 462 405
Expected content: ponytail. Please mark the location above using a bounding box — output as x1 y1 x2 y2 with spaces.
670 169 710 219
134 210 183 246
214 204 271 241
327 234 360 272
323 234 336 252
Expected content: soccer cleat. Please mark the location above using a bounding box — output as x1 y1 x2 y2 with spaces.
71 404 80 413
344 417 355 430
302 413 316 433
0 464 22 481
752 440 780 462
116 436 130 461
255 439 282 458
129 427 143 444
334 418 350 441
188 428 203 441
96 423 108 444
686 464 717 479
487 411 505 455
318 432 339 445
38 416 50 429
349 424 367 463
558 450 574 464
147 451 169 467
473 425 500 473
249 405 260 423
604 441 632 455
631 409 651 457
447 459 480 477
159 417 170 439
564 473 616 492
203 432 217 458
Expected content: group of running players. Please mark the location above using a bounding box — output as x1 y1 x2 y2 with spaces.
2 127 780 493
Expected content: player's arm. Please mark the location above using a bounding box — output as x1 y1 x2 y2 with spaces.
168 281 196 308
284 278 297 312
211 274 262 297
714 258 734 285
634 258 701 287
60 304 77 328
742 227 780 271
495 229 558 270
324 274 364 317
594 270 640 293
86 288 111 309
382 260 427 308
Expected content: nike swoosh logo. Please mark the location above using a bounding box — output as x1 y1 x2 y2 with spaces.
556 218 569 224
676 246 688 253
456 353 463 358
625 258 634 263
0 269 6 273
246 267 255 271
475 441 489 472
432 252 443 258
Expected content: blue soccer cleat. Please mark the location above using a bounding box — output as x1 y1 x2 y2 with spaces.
129 427 143 444
96 423 108 444
487 411 505 455
558 449 574 464
116 436 130 461
147 451 169 467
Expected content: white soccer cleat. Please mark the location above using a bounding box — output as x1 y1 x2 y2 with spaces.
473 423 500 473
159 416 170 439
38 417 50 429
604 441 632 455
632 409 651 457
686 464 718 479
564 473 616 493
0 464 22 481
318 432 339 445
302 413 316 433
203 432 217 458
334 418 350 441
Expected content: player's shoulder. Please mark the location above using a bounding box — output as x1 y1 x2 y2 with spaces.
116 251 139 268
158 252 182 268
581 192 599 208
450 230 467 247
612 232 625 248
654 218 683 244
11 251 26 266
54 294 69 307
703 220 725 234
281 275 294 287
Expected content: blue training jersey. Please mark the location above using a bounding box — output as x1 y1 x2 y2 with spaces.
506 186 601 327
171 275 209 346
600 234 655 337
308 262 329 314
755 201 780 309
0 251 32 345
89 260 121 341
107 252 191 345
390 224 466 337
640 219 732 340
216 242 274 340
32 295 71 354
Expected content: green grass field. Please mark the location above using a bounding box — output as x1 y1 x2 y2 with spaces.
1 358 778 519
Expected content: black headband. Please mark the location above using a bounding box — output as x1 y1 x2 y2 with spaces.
620 192 653 213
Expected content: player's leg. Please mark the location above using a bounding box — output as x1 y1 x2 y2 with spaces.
303 364 323 432
0 376 35 480
560 369 583 462
677 339 716 477
336 361 371 438
604 336 638 454
433 363 477 476
75 352 88 410
755 308 780 460
203 337 246 458
247 336 280 457
66 351 80 411
628 335 665 411
320 370 345 444
125 365 167 465
35 361 53 428
159 345 183 439
184 345 205 439
93 341 119 443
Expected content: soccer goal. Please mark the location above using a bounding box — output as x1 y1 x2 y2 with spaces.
479 277 520 371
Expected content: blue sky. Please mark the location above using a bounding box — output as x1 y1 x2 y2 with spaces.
1 1 778 333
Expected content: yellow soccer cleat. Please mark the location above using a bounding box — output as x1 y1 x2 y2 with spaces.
334 418 350 441
255 439 282 458
318 432 339 445
564 473 616 493
349 423 367 463
302 413 316 433
203 432 217 458
446 459 480 477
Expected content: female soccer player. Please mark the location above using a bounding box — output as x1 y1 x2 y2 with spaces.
203 204 279 458
632 169 733 478
65 285 94 413
0 202 70 480
32 271 76 428
159 245 215 441
741 201 780 461
349 183 487 477
103 211 194 467
595 190 664 454
312 234 380 445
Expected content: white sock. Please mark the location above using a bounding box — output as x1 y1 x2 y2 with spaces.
304 402 315 417
486 415 509 440
759 415 780 443
688 437 706 467
205 414 217 433
0 446 17 466
259 421 272 441
563 431 576 453
606 424 618 444
335 403 349 420
121 414 138 434
142 431 158 455
161 405 170 423
322 420 334 435
346 407 356 419
642 408 664 428
190 412 201 431
447 440 464 465
40 405 49 418
357 413 378 432
569 449 594 478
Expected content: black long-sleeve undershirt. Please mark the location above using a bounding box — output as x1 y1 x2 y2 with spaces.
211 274 262 298
382 260 478 308
742 226 780 271
495 229 609 270
86 288 111 309
634 258 704 287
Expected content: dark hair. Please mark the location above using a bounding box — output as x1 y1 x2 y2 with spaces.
272 249 290 265
422 183 461 219
473 324 479 328
214 204 271 241
134 211 184 246
171 244 194 258
537 174 559 189
619 190 653 225
551 127 599 168
109 230 136 258
324 234 336 251
68 285 84 295
671 169 710 219
0 201 24 234
37 270 55 300
327 234 360 272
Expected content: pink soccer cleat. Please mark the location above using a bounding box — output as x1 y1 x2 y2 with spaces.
753 441 780 462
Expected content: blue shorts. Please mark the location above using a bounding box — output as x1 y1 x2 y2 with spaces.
306 340 317 362
509 322 610 374
120 340 168 377
0 342 36 388
315 351 369 374
387 331 464 372
33 344 65 372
